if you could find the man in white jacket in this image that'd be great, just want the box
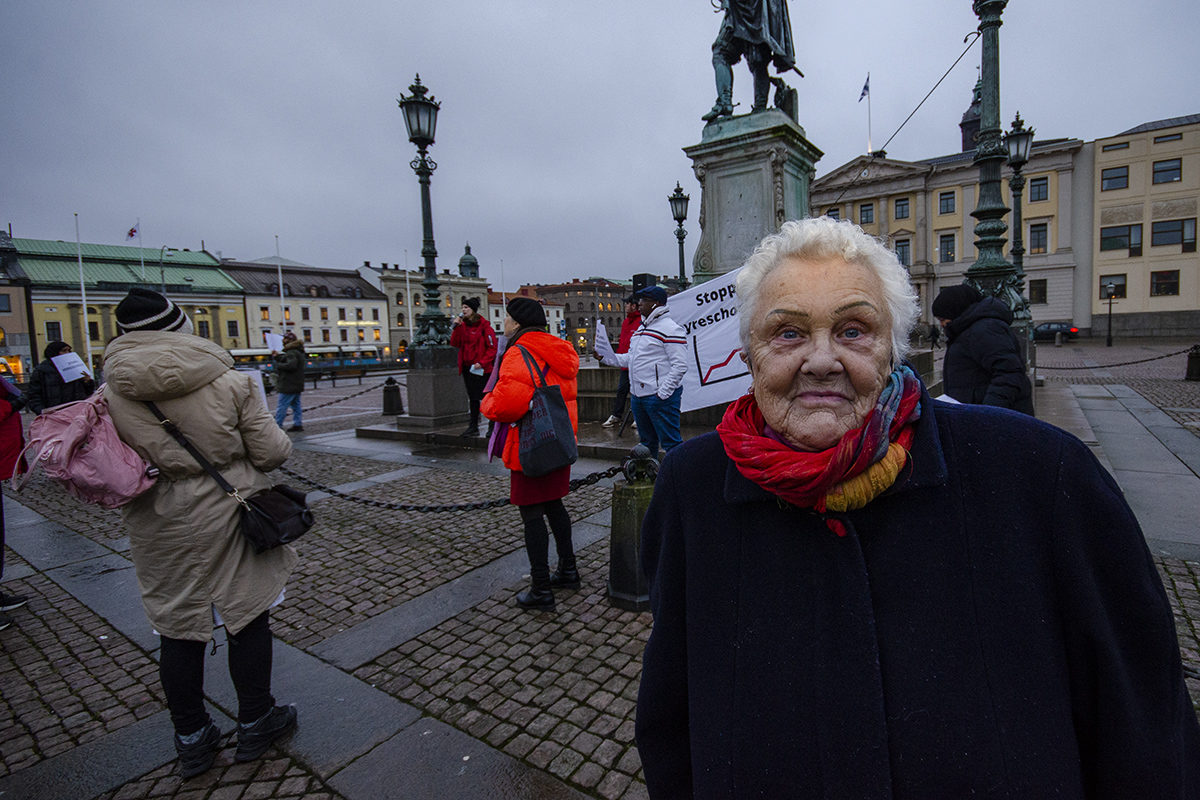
[596,286,688,455]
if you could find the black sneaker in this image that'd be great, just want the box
[236,704,297,762]
[175,721,223,779]
[459,426,480,438]
[0,592,28,611]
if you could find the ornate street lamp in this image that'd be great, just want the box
[1105,282,1117,347]
[398,74,450,352]
[1004,112,1034,271]
[668,183,690,289]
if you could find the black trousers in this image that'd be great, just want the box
[610,370,631,419]
[159,610,275,735]
[462,371,487,429]
[519,500,574,588]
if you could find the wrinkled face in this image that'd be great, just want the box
[503,313,519,338]
[745,256,894,451]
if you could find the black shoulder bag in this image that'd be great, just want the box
[514,346,578,477]
[145,402,314,553]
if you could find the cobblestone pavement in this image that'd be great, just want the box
[1,356,1198,799]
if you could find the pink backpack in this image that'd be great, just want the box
[12,388,157,509]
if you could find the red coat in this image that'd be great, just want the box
[449,316,498,375]
[618,309,641,357]
[0,398,27,479]
[479,331,579,474]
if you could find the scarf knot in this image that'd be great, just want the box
[717,365,922,535]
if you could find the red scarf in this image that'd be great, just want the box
[717,366,922,534]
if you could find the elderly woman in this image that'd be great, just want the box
[635,217,1199,798]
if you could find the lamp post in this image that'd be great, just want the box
[1004,112,1034,272]
[398,74,450,354]
[1105,282,1116,347]
[668,183,690,289]
[158,245,173,294]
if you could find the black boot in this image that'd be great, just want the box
[549,563,581,590]
[516,585,556,609]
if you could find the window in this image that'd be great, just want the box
[373,329,381,342]
[826,207,840,220]
[1099,275,1127,299]
[0,295,10,313]
[395,292,405,305]
[301,307,310,321]
[1101,142,1129,151]
[938,234,956,263]
[1029,223,1048,254]
[321,329,331,343]
[372,309,380,321]
[413,294,422,306]
[338,308,347,321]
[355,308,364,321]
[894,239,911,267]
[1154,133,1182,144]
[320,307,329,321]
[1150,270,1180,297]
[938,192,955,214]
[1028,279,1047,305]
[259,306,270,321]
[340,329,348,342]
[1100,224,1142,256]
[46,321,62,341]
[859,203,874,224]
[894,198,909,220]
[283,306,291,322]
[1029,177,1048,202]
[357,329,365,342]
[1101,166,1128,191]
[89,321,100,341]
[1152,158,1181,184]
[227,320,239,338]
[396,313,405,326]
[302,328,312,342]
[1151,218,1197,251]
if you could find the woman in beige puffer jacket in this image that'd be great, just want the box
[103,288,299,778]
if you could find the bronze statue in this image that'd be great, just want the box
[703,0,801,123]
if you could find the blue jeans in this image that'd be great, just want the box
[631,388,682,455]
[275,393,302,427]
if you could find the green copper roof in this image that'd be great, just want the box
[17,258,242,293]
[13,238,221,266]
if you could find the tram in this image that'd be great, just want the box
[229,345,384,370]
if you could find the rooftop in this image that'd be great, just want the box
[1116,113,1200,136]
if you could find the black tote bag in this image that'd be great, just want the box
[514,345,578,477]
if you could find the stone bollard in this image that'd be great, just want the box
[608,445,657,612]
[1187,345,1200,382]
[382,377,404,415]
[1054,331,1063,347]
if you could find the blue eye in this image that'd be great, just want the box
[843,328,861,339]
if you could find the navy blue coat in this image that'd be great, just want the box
[636,397,1199,798]
[942,297,1033,414]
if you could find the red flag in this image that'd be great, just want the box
[126,225,138,240]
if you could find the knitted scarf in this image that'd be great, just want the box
[717,365,922,535]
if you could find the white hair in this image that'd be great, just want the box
[736,216,919,363]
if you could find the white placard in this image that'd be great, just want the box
[666,269,750,412]
[238,368,269,409]
[264,332,284,352]
[51,351,93,382]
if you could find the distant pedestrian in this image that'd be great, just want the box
[272,331,306,431]
[0,379,29,631]
[26,341,95,414]
[450,297,498,437]
[104,288,298,780]
[481,298,580,610]
[602,296,642,427]
[933,284,1033,415]
[928,321,941,349]
[596,286,687,455]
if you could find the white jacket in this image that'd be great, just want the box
[602,305,688,399]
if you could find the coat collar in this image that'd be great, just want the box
[722,381,949,506]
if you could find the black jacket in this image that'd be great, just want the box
[942,297,1033,414]
[636,396,1200,798]
[26,360,94,414]
[272,340,306,395]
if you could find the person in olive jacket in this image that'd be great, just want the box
[933,283,1033,415]
[271,332,306,431]
[26,341,95,414]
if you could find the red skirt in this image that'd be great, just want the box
[510,465,570,506]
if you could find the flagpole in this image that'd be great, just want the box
[74,213,94,372]
[275,235,286,333]
[867,73,873,154]
[137,218,145,280]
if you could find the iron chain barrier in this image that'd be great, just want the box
[278,463,624,513]
[1036,347,1192,371]
[302,380,392,412]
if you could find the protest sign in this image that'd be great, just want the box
[51,352,93,382]
[264,332,284,352]
[666,269,750,413]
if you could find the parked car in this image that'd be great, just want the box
[1033,322,1079,342]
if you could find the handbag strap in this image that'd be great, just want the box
[144,401,249,507]
[515,345,550,388]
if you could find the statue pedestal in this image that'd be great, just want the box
[684,109,822,283]
[403,344,469,428]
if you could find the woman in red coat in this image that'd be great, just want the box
[0,380,29,630]
[480,298,580,610]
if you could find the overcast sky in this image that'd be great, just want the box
[2,1,1195,291]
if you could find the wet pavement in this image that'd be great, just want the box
[0,338,1197,799]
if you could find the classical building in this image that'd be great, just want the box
[1091,114,1200,337]
[0,232,37,377]
[218,258,388,353]
[486,287,565,341]
[531,278,627,353]
[361,245,490,357]
[811,81,1092,332]
[5,236,245,373]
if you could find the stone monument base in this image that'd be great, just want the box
[403,345,469,428]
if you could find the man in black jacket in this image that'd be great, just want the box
[271,332,306,432]
[933,284,1033,415]
[27,341,95,414]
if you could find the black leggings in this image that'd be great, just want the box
[519,499,574,586]
[159,610,275,735]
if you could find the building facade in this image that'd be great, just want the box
[487,287,565,341]
[531,279,627,353]
[219,258,388,354]
[0,232,36,377]
[1091,115,1200,336]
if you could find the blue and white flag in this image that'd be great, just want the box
[859,74,870,102]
